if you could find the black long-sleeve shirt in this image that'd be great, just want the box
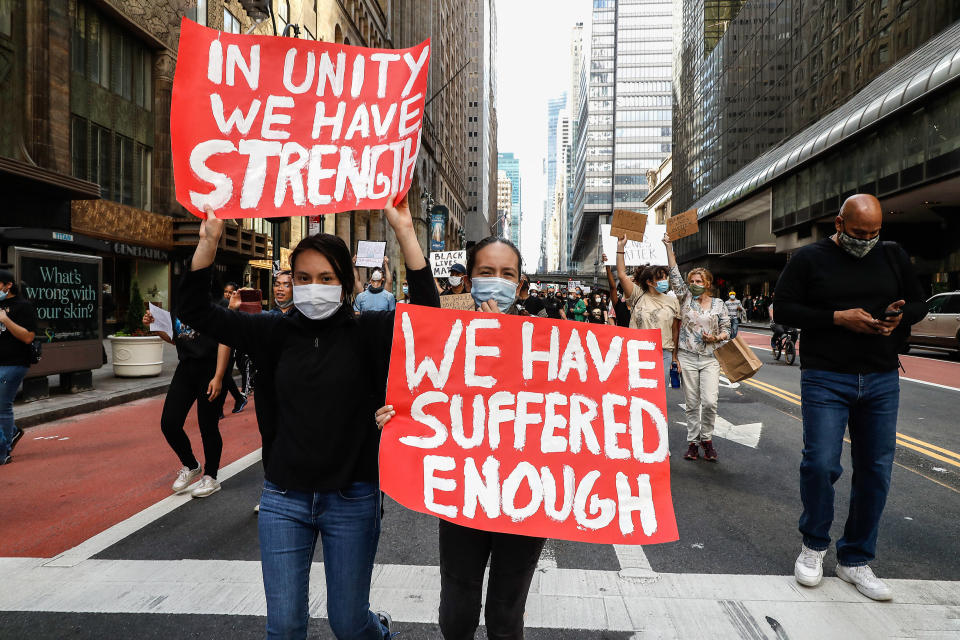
[773,238,926,373]
[177,262,441,492]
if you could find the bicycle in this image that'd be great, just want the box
[770,324,799,365]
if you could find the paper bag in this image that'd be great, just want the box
[610,209,648,243]
[713,336,763,382]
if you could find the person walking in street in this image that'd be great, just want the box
[178,196,436,640]
[541,285,566,320]
[354,267,396,313]
[612,246,680,388]
[376,234,546,640]
[441,263,468,296]
[141,307,231,499]
[663,234,730,462]
[585,290,608,324]
[774,194,926,601]
[268,270,294,316]
[516,275,544,317]
[0,269,36,466]
[725,291,746,339]
[568,288,587,322]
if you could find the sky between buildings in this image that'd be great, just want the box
[497,0,590,271]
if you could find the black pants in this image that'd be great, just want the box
[160,359,226,478]
[222,355,244,406]
[438,520,546,640]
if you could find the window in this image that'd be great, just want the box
[71,116,88,180]
[194,0,207,26]
[0,0,11,37]
[223,8,241,34]
[91,124,111,197]
[72,4,86,74]
[927,295,950,313]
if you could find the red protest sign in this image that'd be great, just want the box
[171,18,430,219]
[380,305,678,545]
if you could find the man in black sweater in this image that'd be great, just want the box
[774,193,926,602]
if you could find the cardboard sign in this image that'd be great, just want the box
[356,240,386,268]
[601,223,668,267]
[439,293,475,311]
[380,305,678,545]
[171,19,430,219]
[567,281,581,291]
[430,250,466,278]
[666,209,699,241]
[610,209,648,243]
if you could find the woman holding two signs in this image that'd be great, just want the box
[177,196,439,640]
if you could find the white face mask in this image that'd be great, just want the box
[448,275,463,287]
[293,283,342,320]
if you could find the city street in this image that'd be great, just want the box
[1,329,958,639]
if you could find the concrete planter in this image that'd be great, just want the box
[108,335,164,377]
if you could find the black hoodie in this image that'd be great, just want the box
[177,263,440,492]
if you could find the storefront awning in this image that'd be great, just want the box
[690,21,960,222]
[0,157,101,200]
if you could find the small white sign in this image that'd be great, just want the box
[148,303,173,338]
[602,223,668,267]
[356,240,386,268]
[429,250,467,278]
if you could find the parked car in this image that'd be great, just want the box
[907,291,960,356]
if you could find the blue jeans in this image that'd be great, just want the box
[0,365,29,457]
[258,480,388,640]
[799,369,899,566]
[730,317,739,338]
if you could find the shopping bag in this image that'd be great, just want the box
[713,336,763,382]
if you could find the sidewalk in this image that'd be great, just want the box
[14,340,180,429]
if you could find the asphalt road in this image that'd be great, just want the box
[2,330,959,638]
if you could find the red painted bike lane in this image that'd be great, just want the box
[0,395,262,558]
[738,330,960,390]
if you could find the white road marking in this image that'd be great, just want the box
[3,557,959,637]
[677,404,763,448]
[44,449,263,568]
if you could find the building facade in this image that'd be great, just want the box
[673,0,960,297]
[570,0,674,269]
[464,0,498,243]
[497,152,522,247]
[496,169,512,238]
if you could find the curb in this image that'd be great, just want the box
[18,382,172,430]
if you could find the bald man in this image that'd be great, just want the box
[774,194,926,601]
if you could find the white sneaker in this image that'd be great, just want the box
[190,475,221,498]
[794,544,826,587]
[836,563,893,601]
[172,465,202,493]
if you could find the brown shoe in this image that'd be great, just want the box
[684,442,699,460]
[701,440,718,462]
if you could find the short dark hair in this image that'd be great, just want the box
[634,265,669,293]
[466,236,522,280]
[290,233,355,302]
[0,269,18,295]
[224,281,239,290]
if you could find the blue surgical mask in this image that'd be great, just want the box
[470,277,518,313]
[655,280,669,294]
[0,290,7,301]
[402,285,409,295]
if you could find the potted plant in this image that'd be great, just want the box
[107,281,164,377]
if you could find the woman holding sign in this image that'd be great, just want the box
[177,196,439,640]
[377,235,546,640]
[663,233,731,462]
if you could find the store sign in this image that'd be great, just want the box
[15,248,101,343]
[112,242,170,262]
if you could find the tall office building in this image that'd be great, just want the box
[464,0,499,242]
[496,170,513,238]
[497,152,522,247]
[542,93,567,271]
[565,23,584,272]
[570,0,674,267]
[672,1,960,295]
[546,111,572,272]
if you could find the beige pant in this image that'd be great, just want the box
[678,349,721,443]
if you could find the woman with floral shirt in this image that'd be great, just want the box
[664,233,731,462]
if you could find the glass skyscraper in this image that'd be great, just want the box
[497,152,522,248]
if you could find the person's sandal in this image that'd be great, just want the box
[684,442,699,460]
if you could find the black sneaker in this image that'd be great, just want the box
[9,428,23,453]
[375,611,392,636]
[232,396,248,414]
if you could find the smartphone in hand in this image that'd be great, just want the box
[238,289,262,314]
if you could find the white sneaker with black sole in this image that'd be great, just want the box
[172,465,202,493]
[794,544,826,587]
[191,475,221,498]
[836,563,893,601]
